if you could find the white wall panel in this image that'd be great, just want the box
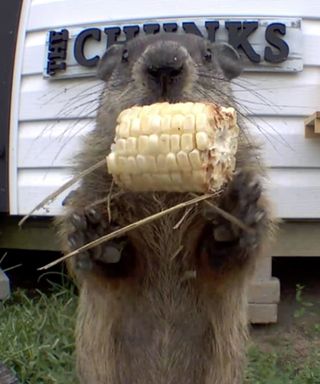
[18,68,320,121]
[28,0,320,31]
[10,0,320,218]
[232,68,320,117]
[17,168,74,215]
[250,117,320,168]
[16,117,320,169]
[16,167,320,218]
[19,76,102,121]
[268,169,320,218]
[18,120,94,167]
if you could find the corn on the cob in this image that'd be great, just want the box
[106,102,239,193]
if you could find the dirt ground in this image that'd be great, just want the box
[250,257,320,366]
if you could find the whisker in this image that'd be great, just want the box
[196,71,293,150]
[197,71,280,113]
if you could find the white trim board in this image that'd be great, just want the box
[28,0,320,31]
[9,0,32,214]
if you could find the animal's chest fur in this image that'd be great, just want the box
[76,194,247,384]
[117,209,211,365]
[79,207,215,383]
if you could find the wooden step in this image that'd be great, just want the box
[249,277,280,304]
[249,303,278,324]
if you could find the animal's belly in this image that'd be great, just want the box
[111,287,212,384]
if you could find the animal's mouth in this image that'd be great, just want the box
[144,84,188,104]
[159,74,169,98]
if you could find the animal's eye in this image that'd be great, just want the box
[204,48,212,62]
[122,49,129,62]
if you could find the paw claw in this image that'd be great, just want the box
[65,206,128,270]
[204,170,267,252]
[100,244,123,264]
[67,235,78,251]
[255,209,266,223]
[248,181,262,204]
[85,208,102,225]
[70,213,87,231]
[62,190,78,206]
[76,252,93,270]
[213,225,236,242]
[239,234,258,249]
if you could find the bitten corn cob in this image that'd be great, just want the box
[106,102,239,193]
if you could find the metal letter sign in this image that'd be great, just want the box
[46,29,69,76]
[44,17,303,79]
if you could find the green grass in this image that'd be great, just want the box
[0,284,77,384]
[245,346,320,384]
[1,285,319,384]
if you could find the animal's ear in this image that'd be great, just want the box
[97,44,123,81]
[214,43,243,80]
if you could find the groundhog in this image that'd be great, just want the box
[58,32,274,384]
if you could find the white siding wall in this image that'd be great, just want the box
[10,0,320,218]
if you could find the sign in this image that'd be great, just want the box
[44,17,303,79]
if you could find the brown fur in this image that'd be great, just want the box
[57,33,275,384]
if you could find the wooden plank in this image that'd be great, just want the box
[302,20,320,67]
[248,278,280,304]
[305,111,320,138]
[303,34,320,67]
[16,117,320,168]
[231,110,320,167]
[16,168,75,215]
[252,254,272,281]
[19,76,102,121]
[305,111,320,126]
[13,167,320,217]
[248,303,278,323]
[9,0,32,214]
[232,69,320,117]
[3,218,318,257]
[18,67,320,121]
[18,130,320,168]
[27,0,320,31]
[268,168,320,219]
[256,135,320,169]
[2,218,319,261]
[17,120,93,168]
[0,0,24,212]
[272,221,320,257]
[0,217,59,251]
[247,116,320,168]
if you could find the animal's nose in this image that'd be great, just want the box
[147,65,184,81]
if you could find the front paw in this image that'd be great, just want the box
[66,206,128,271]
[203,170,268,251]
[224,170,267,248]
